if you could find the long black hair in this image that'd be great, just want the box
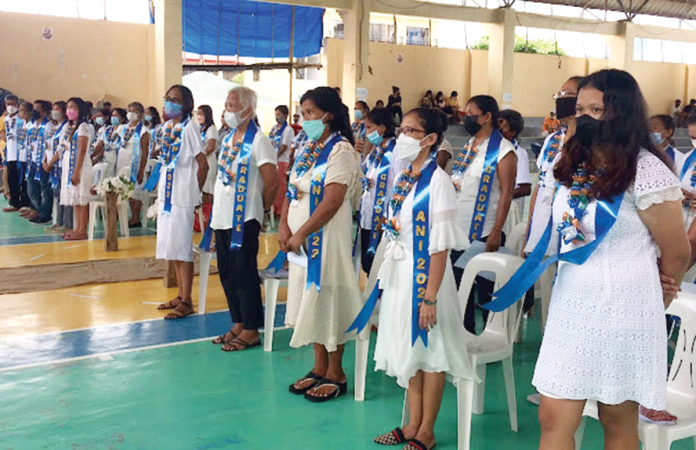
[404,107,447,151]
[66,97,88,139]
[198,104,214,133]
[166,84,194,118]
[651,114,675,146]
[300,87,355,146]
[365,107,396,139]
[555,69,672,198]
[467,95,500,129]
[146,106,162,127]
[112,108,127,124]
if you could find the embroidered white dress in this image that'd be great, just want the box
[532,150,682,408]
[285,141,364,352]
[374,167,475,388]
[60,123,94,206]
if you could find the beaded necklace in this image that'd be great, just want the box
[123,126,136,145]
[161,120,186,164]
[540,132,563,175]
[218,134,243,185]
[451,142,477,185]
[558,163,600,244]
[286,140,326,202]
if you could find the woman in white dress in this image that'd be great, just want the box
[371,108,474,450]
[198,104,218,216]
[532,70,690,449]
[280,87,363,402]
[155,85,208,320]
[116,102,150,227]
[498,109,531,236]
[59,97,94,241]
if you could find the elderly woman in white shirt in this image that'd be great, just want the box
[210,87,279,351]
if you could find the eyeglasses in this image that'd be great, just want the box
[163,97,182,104]
[553,90,577,100]
[398,126,425,136]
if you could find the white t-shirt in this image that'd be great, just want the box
[270,123,294,163]
[513,141,532,209]
[360,138,396,229]
[452,134,517,241]
[211,131,277,229]
[116,123,150,177]
[19,120,33,163]
[45,122,68,166]
[157,119,204,208]
[525,130,565,253]
[202,125,218,146]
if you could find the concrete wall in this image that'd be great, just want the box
[0,12,156,107]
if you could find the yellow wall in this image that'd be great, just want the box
[632,61,686,116]
[0,12,156,107]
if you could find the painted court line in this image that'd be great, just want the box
[63,244,83,249]
[69,293,103,300]
[28,253,45,262]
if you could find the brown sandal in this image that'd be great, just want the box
[212,330,238,345]
[158,297,181,310]
[221,337,261,352]
[164,302,195,320]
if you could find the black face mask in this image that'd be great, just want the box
[464,115,483,136]
[556,97,577,120]
[575,115,601,147]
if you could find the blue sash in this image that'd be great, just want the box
[16,119,26,163]
[306,134,343,291]
[469,129,503,242]
[484,191,624,312]
[50,121,67,189]
[34,119,49,180]
[143,160,162,192]
[126,123,144,183]
[680,150,696,181]
[666,146,675,164]
[272,122,287,150]
[67,129,79,182]
[230,121,258,249]
[162,118,189,215]
[367,140,395,256]
[264,250,288,274]
[198,209,215,251]
[347,158,438,348]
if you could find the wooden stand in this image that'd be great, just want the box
[104,192,119,252]
[164,260,178,287]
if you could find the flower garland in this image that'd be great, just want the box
[161,120,185,163]
[451,143,476,190]
[122,126,136,145]
[558,163,599,244]
[382,166,422,240]
[218,136,243,185]
[287,140,325,201]
[541,132,563,172]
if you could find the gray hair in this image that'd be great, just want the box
[228,86,257,114]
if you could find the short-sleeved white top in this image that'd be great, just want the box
[212,130,276,229]
[157,119,204,208]
[270,123,294,163]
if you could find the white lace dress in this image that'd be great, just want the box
[374,167,476,388]
[60,123,94,206]
[285,141,365,352]
[532,150,683,409]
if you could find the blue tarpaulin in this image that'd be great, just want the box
[182,0,324,58]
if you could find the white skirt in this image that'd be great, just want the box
[60,156,94,207]
[156,203,195,262]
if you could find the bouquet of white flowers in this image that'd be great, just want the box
[146,202,159,221]
[96,176,135,201]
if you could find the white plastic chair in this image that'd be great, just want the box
[574,289,696,450]
[88,162,129,241]
[458,252,526,433]
[193,246,216,314]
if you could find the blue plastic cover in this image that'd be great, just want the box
[183,0,324,58]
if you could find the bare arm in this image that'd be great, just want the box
[278,143,289,158]
[688,215,696,268]
[258,163,279,211]
[195,152,208,191]
[486,151,517,252]
[204,138,216,156]
[287,183,347,253]
[137,133,150,183]
[513,183,532,199]
[639,199,691,307]
[91,140,105,164]
[419,250,447,331]
[278,196,291,252]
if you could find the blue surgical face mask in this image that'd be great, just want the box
[650,132,664,145]
[96,117,105,126]
[302,113,328,141]
[144,114,153,123]
[110,116,120,126]
[164,100,183,119]
[354,110,363,120]
[367,129,383,146]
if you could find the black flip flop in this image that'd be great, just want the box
[304,378,348,403]
[221,337,261,352]
[288,371,322,395]
[374,427,407,445]
[211,331,237,345]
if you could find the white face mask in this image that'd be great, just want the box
[6,105,18,115]
[126,112,139,123]
[224,110,247,129]
[396,133,428,162]
[51,110,62,121]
